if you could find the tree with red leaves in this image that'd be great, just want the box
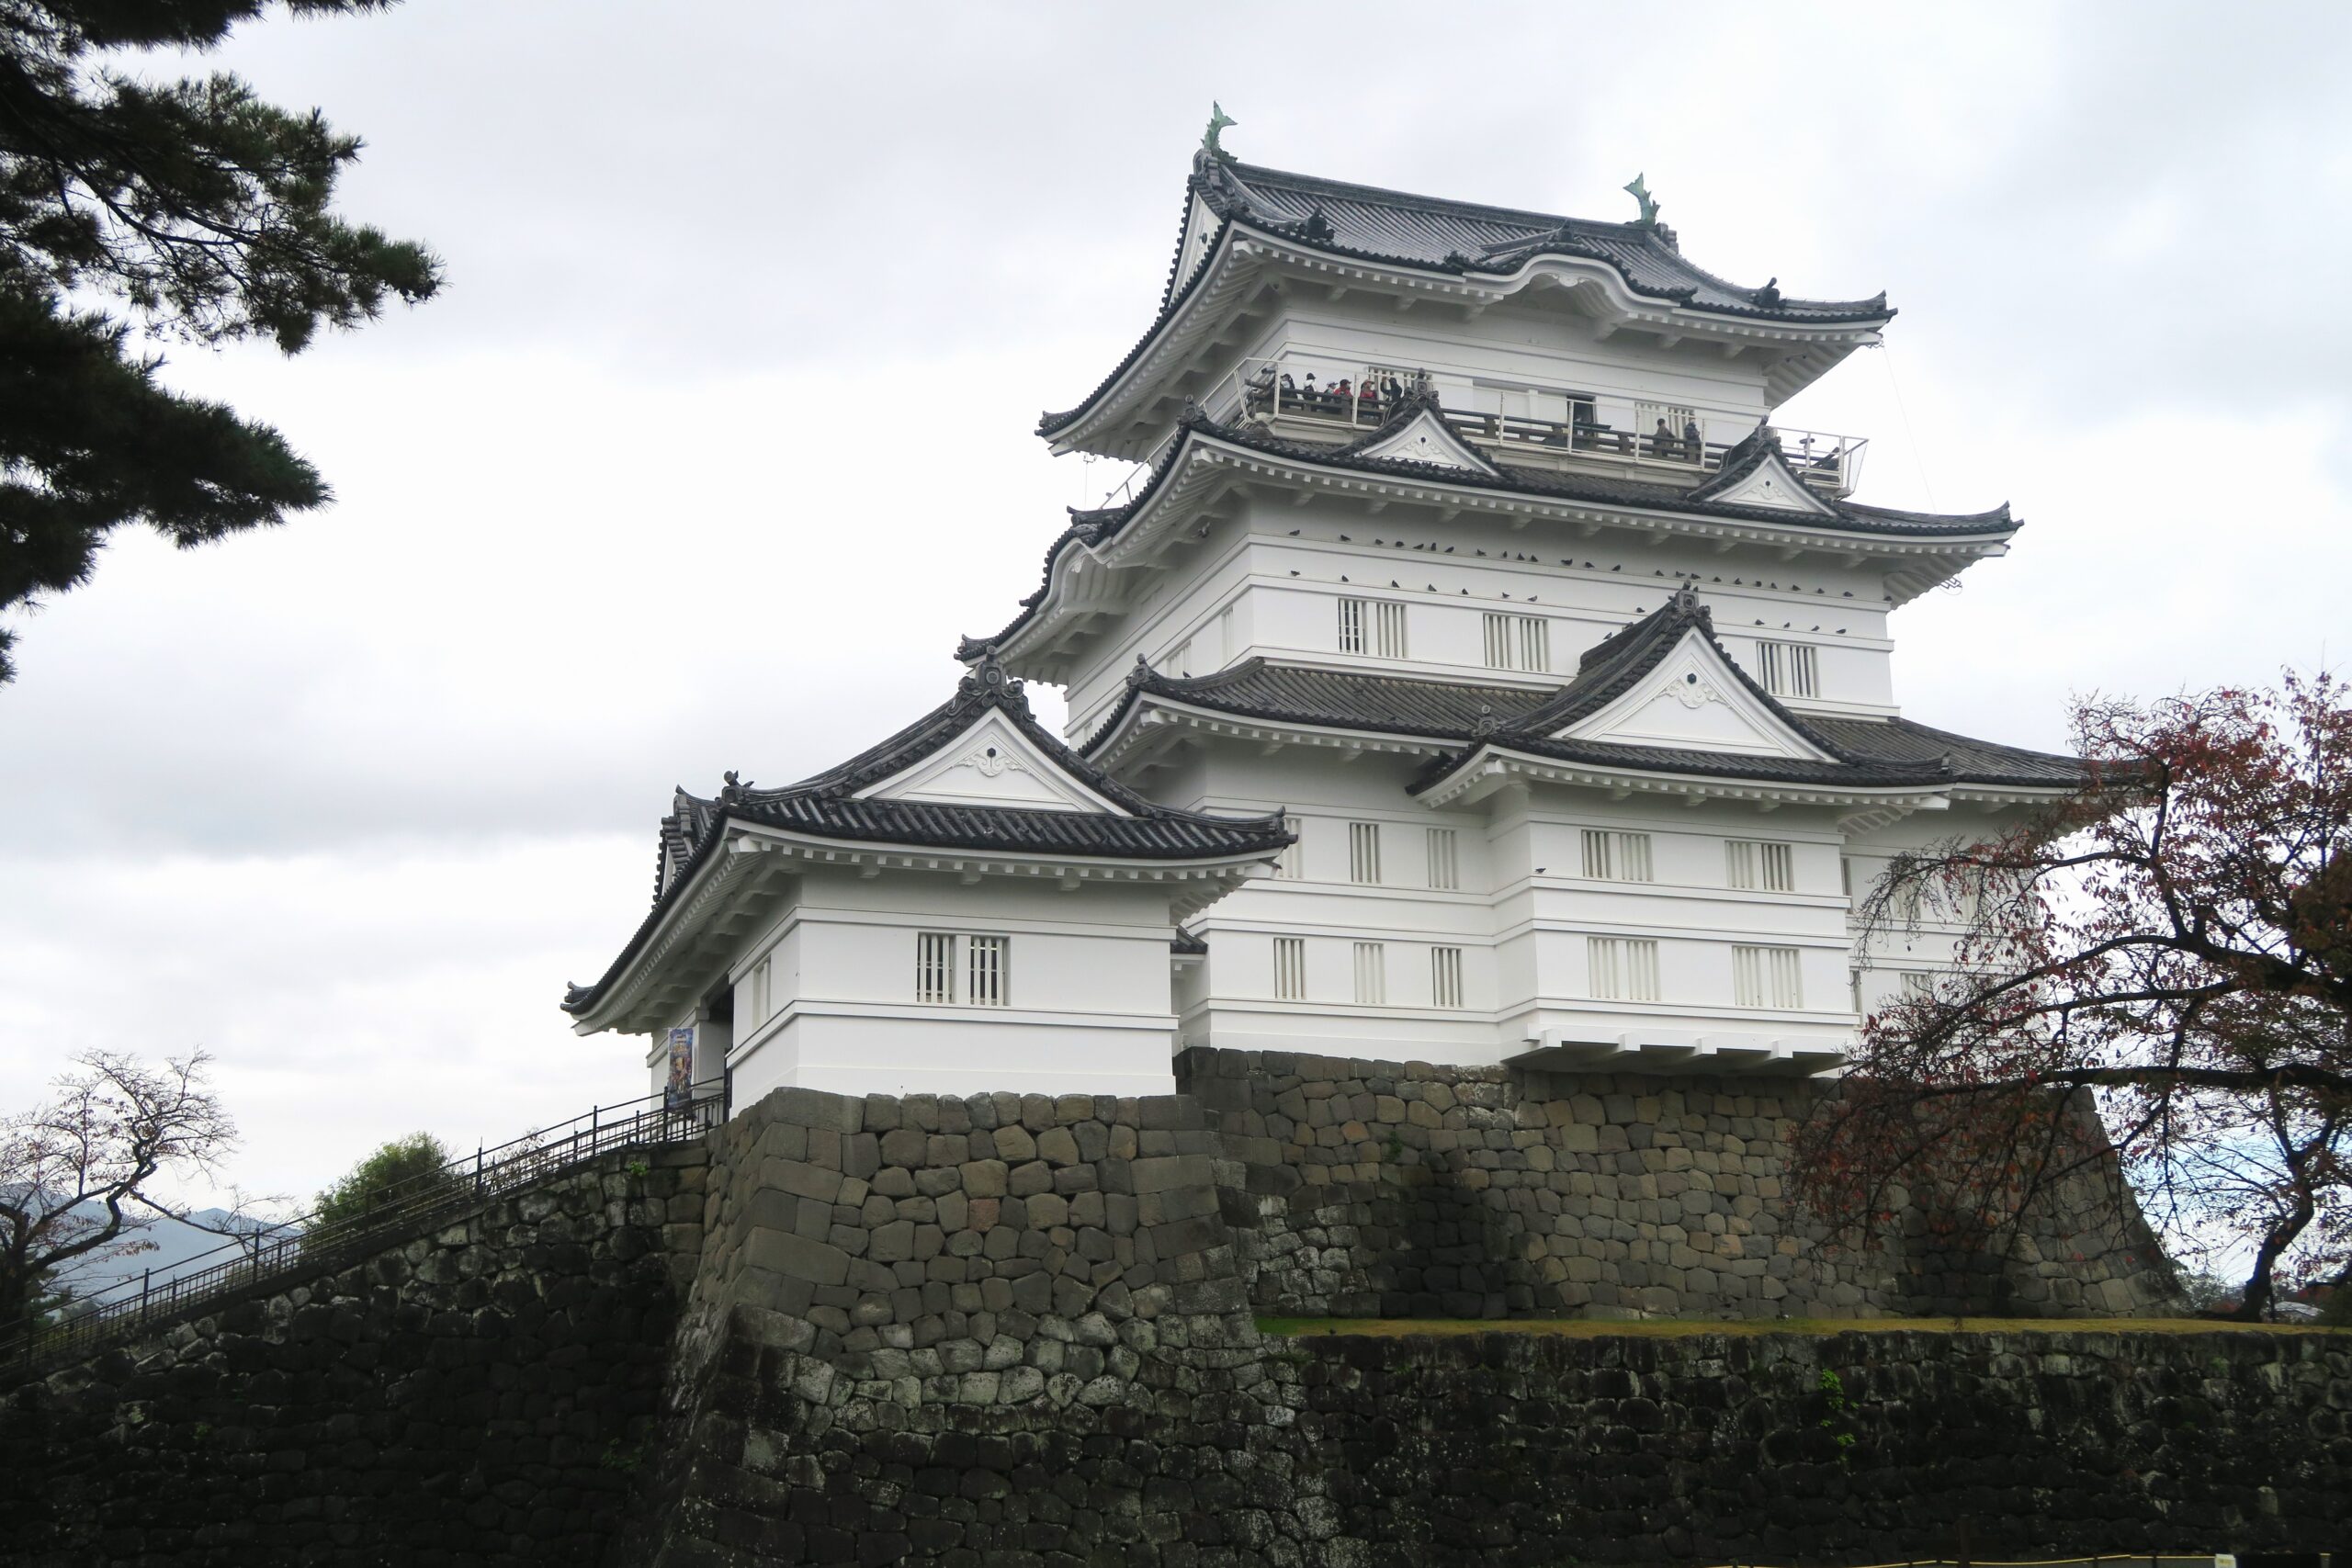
[1794,674,2349,1321]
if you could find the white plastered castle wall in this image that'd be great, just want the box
[707,867,1187,1104]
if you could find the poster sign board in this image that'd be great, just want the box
[665,1026,695,1110]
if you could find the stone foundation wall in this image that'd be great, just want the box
[0,1145,706,1567]
[1177,1048,2177,1322]
[7,1074,2331,1568]
[628,1085,1321,1567]
[1272,1325,2351,1565]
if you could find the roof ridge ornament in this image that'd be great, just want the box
[1623,173,1660,229]
[959,646,1030,714]
[1669,581,1712,626]
[1752,276,1782,308]
[718,770,752,804]
[1202,101,1237,164]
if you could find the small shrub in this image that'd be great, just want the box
[311,1133,459,1242]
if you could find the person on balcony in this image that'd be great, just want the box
[1683,417,1703,461]
[1383,374,1403,403]
[1651,417,1675,459]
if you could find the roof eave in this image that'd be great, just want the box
[568,823,1284,1035]
[1041,220,1894,457]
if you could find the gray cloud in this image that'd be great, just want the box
[5,0,2346,1204]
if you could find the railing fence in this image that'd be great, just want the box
[5,1077,729,1382]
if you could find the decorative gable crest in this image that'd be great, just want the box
[855,708,1128,815]
[1349,403,1499,477]
[1689,425,1838,516]
[1555,625,1832,761]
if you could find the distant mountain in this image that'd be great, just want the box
[45,1203,295,1305]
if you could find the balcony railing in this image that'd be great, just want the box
[1216,356,1866,495]
[3,1085,728,1382]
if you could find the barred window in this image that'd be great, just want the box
[965,935,1008,1008]
[1588,937,1660,1002]
[1339,597,1408,659]
[1580,829,1653,883]
[1726,840,1796,893]
[1272,835,1304,880]
[916,932,956,1004]
[1348,821,1383,885]
[1425,828,1460,891]
[1733,945,1804,1010]
[1273,937,1306,1000]
[1482,613,1550,672]
[1430,946,1464,1009]
[1352,942,1386,1006]
[917,933,1008,1007]
[1756,640,1819,699]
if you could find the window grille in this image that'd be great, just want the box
[1482,613,1550,672]
[1579,829,1653,883]
[1588,937,1660,1002]
[1272,835,1304,880]
[1725,840,1795,892]
[1430,946,1464,1009]
[1352,942,1386,1005]
[1166,636,1193,677]
[1339,597,1407,658]
[1348,821,1383,885]
[1733,945,1804,1010]
[749,955,773,1022]
[1756,639,1819,699]
[1216,604,1236,664]
[1897,969,1937,998]
[1273,937,1306,1000]
[965,935,1008,1008]
[1425,828,1460,891]
[916,933,956,1004]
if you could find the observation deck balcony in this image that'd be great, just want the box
[1211,357,1867,497]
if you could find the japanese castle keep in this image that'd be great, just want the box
[563,125,2081,1111]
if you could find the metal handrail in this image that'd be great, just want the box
[4,1082,728,1382]
[1219,353,1867,493]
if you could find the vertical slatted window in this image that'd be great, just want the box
[1340,597,1407,658]
[1734,945,1804,1010]
[1273,937,1306,1000]
[1482,613,1551,672]
[749,956,772,1022]
[1352,942,1386,1005]
[1430,946,1464,1009]
[1348,821,1382,885]
[1272,835,1304,880]
[916,933,956,1004]
[1166,637,1193,677]
[1588,937,1660,1002]
[1756,640,1819,698]
[1725,840,1796,892]
[965,935,1008,1008]
[1216,604,1236,665]
[1337,597,1367,654]
[1580,829,1653,882]
[1897,970,1937,998]
[1425,828,1460,891]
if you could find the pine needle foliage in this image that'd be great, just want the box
[0,0,441,681]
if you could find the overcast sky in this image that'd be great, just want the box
[3,2,2347,1212]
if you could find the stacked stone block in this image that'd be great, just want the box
[636,1085,1320,1567]
[0,1144,706,1566]
[1179,1048,2177,1321]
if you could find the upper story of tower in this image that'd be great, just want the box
[1037,136,1895,487]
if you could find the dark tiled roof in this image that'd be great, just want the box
[1079,637,2081,798]
[1408,584,2080,795]
[1084,658,1550,753]
[1170,927,1208,956]
[1201,159,1891,322]
[1503,580,1844,751]
[960,407,2013,663]
[564,657,1290,1016]
[1039,154,1892,439]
